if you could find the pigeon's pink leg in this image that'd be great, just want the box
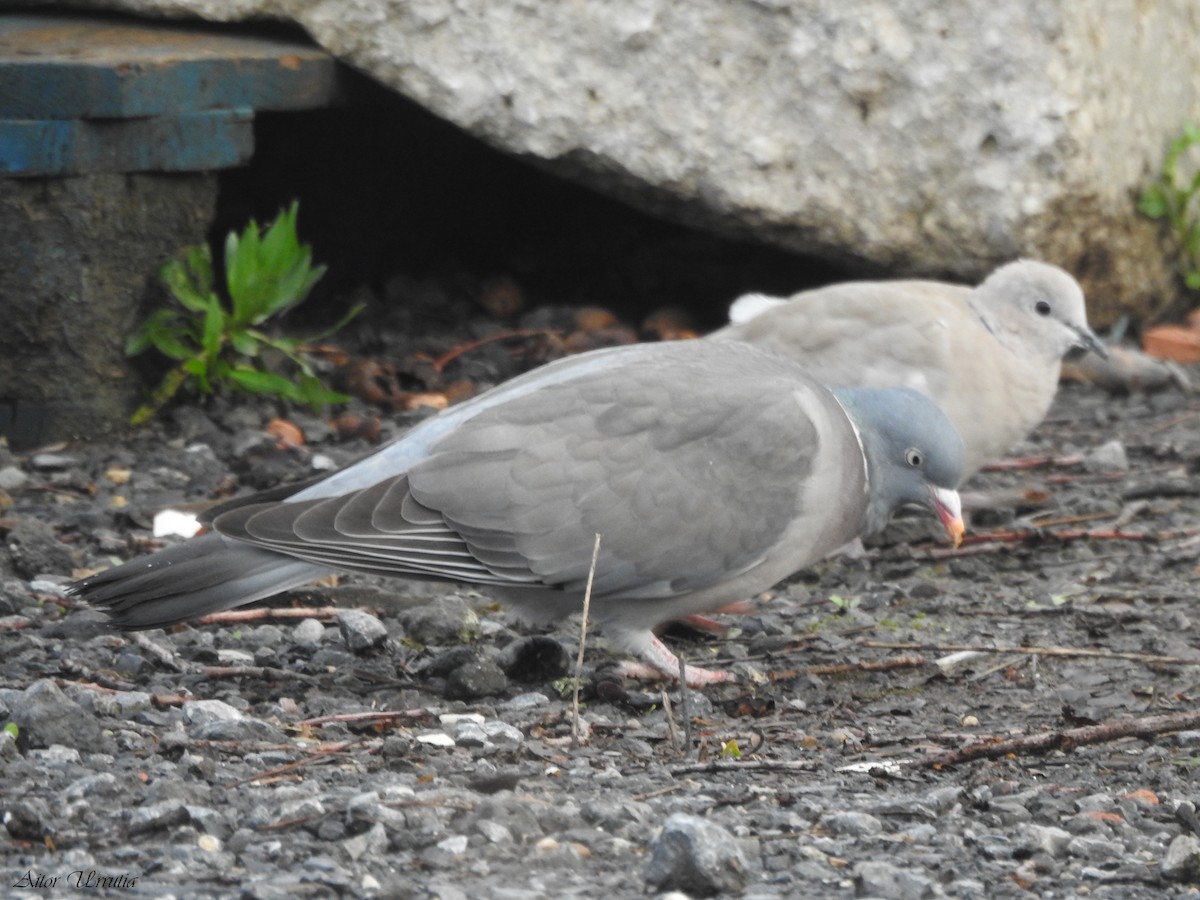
[616,635,735,687]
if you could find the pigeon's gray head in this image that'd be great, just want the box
[835,386,966,544]
[973,260,1106,362]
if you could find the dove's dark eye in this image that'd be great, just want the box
[905,448,923,468]
[1035,300,1052,316]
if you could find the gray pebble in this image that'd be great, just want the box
[182,699,244,726]
[1017,823,1072,858]
[643,812,748,896]
[7,679,107,751]
[1161,833,1200,882]
[293,617,326,646]
[445,658,508,700]
[819,810,883,836]
[399,596,481,646]
[336,608,388,651]
[854,859,939,899]
[1083,439,1129,472]
[0,466,28,490]
[343,821,388,861]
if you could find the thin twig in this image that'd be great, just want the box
[678,651,694,759]
[225,738,376,787]
[863,640,1200,667]
[770,654,929,680]
[660,688,679,750]
[982,454,1084,471]
[295,709,432,728]
[915,709,1200,768]
[132,632,191,672]
[197,606,343,626]
[430,329,560,373]
[571,533,602,749]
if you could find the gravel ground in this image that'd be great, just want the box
[2,343,1199,899]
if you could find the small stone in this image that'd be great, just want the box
[399,596,481,645]
[854,860,937,900]
[127,800,189,835]
[30,453,79,471]
[416,732,456,748]
[1018,823,1072,859]
[476,820,513,844]
[193,717,286,743]
[0,466,28,491]
[502,692,551,710]
[1066,835,1125,860]
[3,798,52,840]
[336,608,388,651]
[444,657,508,700]
[1083,439,1129,472]
[293,618,326,646]
[453,723,490,747]
[7,678,106,751]
[819,811,883,836]
[643,812,748,896]
[437,834,469,854]
[482,721,523,746]
[1161,834,1200,882]
[343,822,388,861]
[29,744,81,766]
[182,699,244,726]
[198,834,222,852]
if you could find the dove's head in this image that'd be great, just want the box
[835,386,966,546]
[973,260,1106,362]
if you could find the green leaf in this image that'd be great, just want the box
[201,297,226,361]
[229,329,261,356]
[226,367,299,397]
[3,722,18,740]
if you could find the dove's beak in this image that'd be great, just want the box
[929,485,965,548]
[1072,325,1108,360]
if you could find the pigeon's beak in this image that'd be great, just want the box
[929,485,965,548]
[1071,325,1108,360]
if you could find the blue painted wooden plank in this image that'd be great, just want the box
[0,109,254,176]
[0,13,343,119]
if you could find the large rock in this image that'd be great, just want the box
[24,2,1200,319]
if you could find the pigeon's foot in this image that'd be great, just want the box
[616,635,735,687]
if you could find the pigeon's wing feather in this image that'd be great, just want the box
[714,281,969,396]
[211,345,828,601]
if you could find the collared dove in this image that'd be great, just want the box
[710,260,1105,481]
[70,340,966,685]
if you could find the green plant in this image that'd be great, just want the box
[127,202,359,425]
[1139,123,1200,293]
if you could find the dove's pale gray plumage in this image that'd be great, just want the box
[711,260,1105,481]
[71,340,966,684]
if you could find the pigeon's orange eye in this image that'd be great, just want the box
[1035,300,1052,316]
[905,448,923,468]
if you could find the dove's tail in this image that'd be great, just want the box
[67,532,330,630]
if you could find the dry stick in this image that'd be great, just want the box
[225,739,376,788]
[773,654,929,679]
[197,606,343,626]
[571,533,603,749]
[915,709,1200,768]
[296,709,432,729]
[981,453,1085,471]
[862,640,1200,667]
[430,329,560,373]
[678,652,694,759]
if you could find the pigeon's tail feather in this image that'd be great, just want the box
[68,532,330,630]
